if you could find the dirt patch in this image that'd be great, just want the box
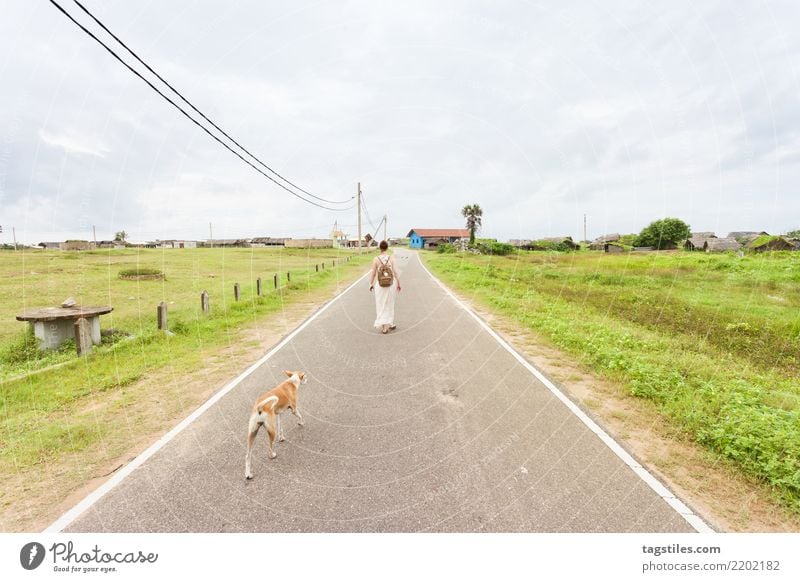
[0,272,364,532]
[446,289,800,532]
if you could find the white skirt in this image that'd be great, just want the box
[373,283,396,329]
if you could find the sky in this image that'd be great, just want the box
[1,0,799,245]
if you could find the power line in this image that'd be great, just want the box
[69,0,350,206]
[360,191,377,231]
[48,0,353,212]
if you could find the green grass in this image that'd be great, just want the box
[0,247,370,472]
[423,249,800,512]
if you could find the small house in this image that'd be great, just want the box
[406,229,470,249]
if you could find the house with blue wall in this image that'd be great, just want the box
[406,229,470,249]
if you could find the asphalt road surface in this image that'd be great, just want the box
[57,249,706,532]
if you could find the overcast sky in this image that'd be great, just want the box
[1,0,799,244]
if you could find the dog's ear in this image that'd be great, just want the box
[283,370,293,378]
[299,372,307,383]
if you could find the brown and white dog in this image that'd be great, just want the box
[245,370,307,480]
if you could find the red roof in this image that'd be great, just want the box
[407,228,470,238]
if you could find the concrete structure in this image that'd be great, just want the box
[16,305,113,350]
[406,229,470,249]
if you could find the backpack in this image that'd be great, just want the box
[377,256,394,287]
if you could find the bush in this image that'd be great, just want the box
[118,267,164,280]
[634,217,691,249]
[475,241,515,255]
[437,243,456,254]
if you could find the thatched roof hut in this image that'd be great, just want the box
[748,235,794,252]
[685,234,715,251]
[705,238,741,252]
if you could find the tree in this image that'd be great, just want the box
[114,231,128,242]
[634,218,691,249]
[461,204,483,245]
[786,229,800,238]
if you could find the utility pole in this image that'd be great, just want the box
[583,214,587,243]
[92,225,97,246]
[12,227,17,251]
[209,222,213,248]
[383,215,387,242]
[357,182,362,253]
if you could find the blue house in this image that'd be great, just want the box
[406,229,470,249]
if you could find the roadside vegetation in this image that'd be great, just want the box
[423,249,800,513]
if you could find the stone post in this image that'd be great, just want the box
[234,283,240,302]
[157,301,168,330]
[74,317,92,356]
[201,290,209,314]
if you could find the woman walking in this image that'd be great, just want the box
[369,240,402,334]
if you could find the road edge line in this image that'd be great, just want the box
[416,253,714,533]
[44,269,369,533]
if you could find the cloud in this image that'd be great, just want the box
[38,130,109,158]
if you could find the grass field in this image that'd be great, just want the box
[422,249,800,513]
[0,247,371,515]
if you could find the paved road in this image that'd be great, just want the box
[59,249,703,532]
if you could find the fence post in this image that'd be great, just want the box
[322,262,325,270]
[201,290,209,314]
[74,317,92,356]
[287,271,291,282]
[315,264,318,272]
[157,301,168,330]
[256,277,262,296]
[274,274,278,289]
[234,283,240,302]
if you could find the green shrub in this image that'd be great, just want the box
[476,241,515,255]
[437,243,456,254]
[118,267,164,279]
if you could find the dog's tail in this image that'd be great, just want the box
[256,395,279,415]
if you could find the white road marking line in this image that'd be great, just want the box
[415,252,714,533]
[45,271,369,533]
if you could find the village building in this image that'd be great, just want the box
[284,238,333,248]
[727,231,768,245]
[748,235,794,252]
[250,237,288,247]
[704,238,741,252]
[590,233,620,250]
[204,239,252,247]
[406,229,470,249]
[684,232,717,251]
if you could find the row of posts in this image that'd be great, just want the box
[156,256,350,331]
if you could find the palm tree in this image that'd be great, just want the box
[461,204,483,244]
